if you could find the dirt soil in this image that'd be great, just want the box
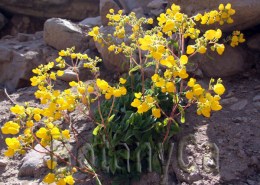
[0,68,259,185]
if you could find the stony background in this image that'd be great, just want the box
[0,0,259,185]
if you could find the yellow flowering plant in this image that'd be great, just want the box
[1,3,245,185]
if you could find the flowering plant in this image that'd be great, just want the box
[1,3,245,185]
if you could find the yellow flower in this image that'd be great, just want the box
[43,173,55,184]
[166,82,176,93]
[109,9,114,13]
[131,98,141,107]
[51,127,61,139]
[204,30,216,40]
[218,4,224,11]
[65,175,75,185]
[225,3,231,10]
[62,130,70,139]
[197,46,207,54]
[1,121,20,135]
[57,178,66,185]
[87,86,94,93]
[178,69,188,79]
[5,138,20,150]
[36,127,48,139]
[119,78,126,84]
[69,81,78,87]
[186,45,195,54]
[147,18,153,24]
[57,70,64,76]
[186,91,193,100]
[152,108,161,118]
[216,44,225,55]
[137,102,150,114]
[187,78,196,87]
[134,92,142,98]
[96,79,109,91]
[10,105,25,115]
[46,159,57,170]
[4,148,15,157]
[34,114,41,121]
[180,55,188,65]
[213,84,225,95]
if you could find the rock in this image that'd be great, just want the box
[147,0,167,9]
[18,144,47,177]
[6,15,44,36]
[0,159,7,167]
[57,69,78,82]
[167,0,260,32]
[147,0,167,16]
[94,26,132,72]
[118,0,155,14]
[132,7,146,18]
[100,0,120,26]
[79,16,102,27]
[230,99,248,111]
[253,94,260,102]
[0,0,99,21]
[44,18,89,51]
[197,46,246,77]
[0,12,7,30]
[253,94,260,109]
[247,34,260,51]
[0,32,56,92]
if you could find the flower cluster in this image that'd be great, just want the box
[230,30,245,47]
[186,78,225,117]
[194,3,236,25]
[96,78,127,100]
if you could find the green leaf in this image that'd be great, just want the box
[145,61,155,67]
[129,65,141,75]
[178,106,185,123]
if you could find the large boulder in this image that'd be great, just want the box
[0,0,99,21]
[196,45,246,77]
[247,33,260,51]
[118,0,155,13]
[94,26,131,73]
[100,0,120,26]
[167,0,260,32]
[0,32,56,92]
[44,18,89,51]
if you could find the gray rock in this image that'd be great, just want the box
[118,0,155,14]
[253,94,260,109]
[0,31,56,92]
[197,46,246,77]
[147,0,167,9]
[0,159,8,167]
[248,34,260,51]
[167,0,260,32]
[79,16,102,27]
[18,144,47,177]
[0,0,99,21]
[221,97,238,105]
[57,69,78,82]
[230,99,248,111]
[44,18,88,51]
[100,0,120,26]
[94,26,133,73]
[253,94,260,102]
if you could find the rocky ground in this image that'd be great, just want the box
[0,66,259,185]
[0,0,260,184]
